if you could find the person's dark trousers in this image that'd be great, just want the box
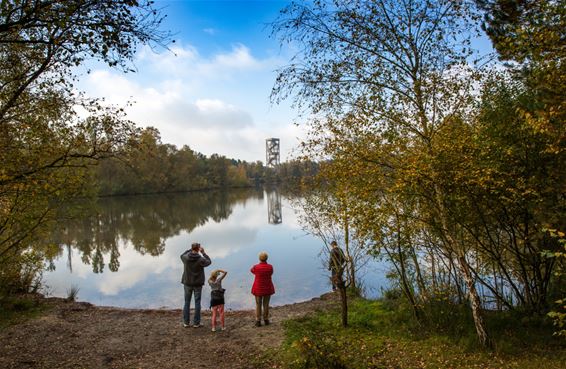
[183,285,202,325]
[255,295,271,322]
[331,270,344,290]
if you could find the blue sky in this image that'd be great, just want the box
[80,0,299,162]
[78,0,494,163]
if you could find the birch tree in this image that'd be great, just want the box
[272,0,494,346]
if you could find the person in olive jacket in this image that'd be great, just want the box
[181,242,211,327]
[328,240,347,291]
[251,251,275,327]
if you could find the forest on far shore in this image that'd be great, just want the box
[96,127,318,196]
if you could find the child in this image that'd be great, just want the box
[208,269,227,331]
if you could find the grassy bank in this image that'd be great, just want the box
[0,294,49,331]
[264,296,566,369]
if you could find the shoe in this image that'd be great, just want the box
[192,323,201,328]
[183,323,190,328]
[264,319,270,326]
[255,321,261,327]
[211,327,216,332]
[221,327,226,331]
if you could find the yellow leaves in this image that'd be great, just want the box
[544,228,566,240]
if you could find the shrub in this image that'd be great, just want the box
[66,285,80,302]
[0,251,43,299]
[292,334,347,369]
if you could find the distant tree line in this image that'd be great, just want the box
[95,126,318,196]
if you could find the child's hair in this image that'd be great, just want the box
[209,269,221,282]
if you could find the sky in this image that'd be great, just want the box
[79,0,300,163]
[77,0,494,164]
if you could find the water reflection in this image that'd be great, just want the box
[49,189,261,274]
[43,188,387,309]
[267,190,282,224]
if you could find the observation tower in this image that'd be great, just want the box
[265,138,280,167]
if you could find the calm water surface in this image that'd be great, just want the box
[43,188,387,309]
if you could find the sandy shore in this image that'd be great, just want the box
[0,293,338,369]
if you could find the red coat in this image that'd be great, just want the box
[251,262,275,296]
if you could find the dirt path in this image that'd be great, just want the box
[0,293,338,369]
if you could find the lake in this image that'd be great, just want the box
[43,188,388,310]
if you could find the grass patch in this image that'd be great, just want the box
[0,295,49,331]
[264,297,566,369]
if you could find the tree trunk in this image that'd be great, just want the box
[434,184,492,348]
[458,254,493,348]
[430,249,437,292]
[395,235,422,322]
[338,275,348,327]
[410,246,427,300]
[343,206,356,292]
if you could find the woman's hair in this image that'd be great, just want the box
[258,251,268,262]
[208,269,221,282]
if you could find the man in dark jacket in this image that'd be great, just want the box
[181,242,211,327]
[328,240,346,291]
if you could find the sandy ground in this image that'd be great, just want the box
[0,293,338,369]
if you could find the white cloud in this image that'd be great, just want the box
[203,28,216,35]
[195,98,228,111]
[79,42,302,162]
[212,44,260,69]
[136,43,269,80]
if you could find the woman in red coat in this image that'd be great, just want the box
[251,251,275,326]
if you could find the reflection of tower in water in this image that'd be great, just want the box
[265,138,282,224]
[267,190,282,224]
